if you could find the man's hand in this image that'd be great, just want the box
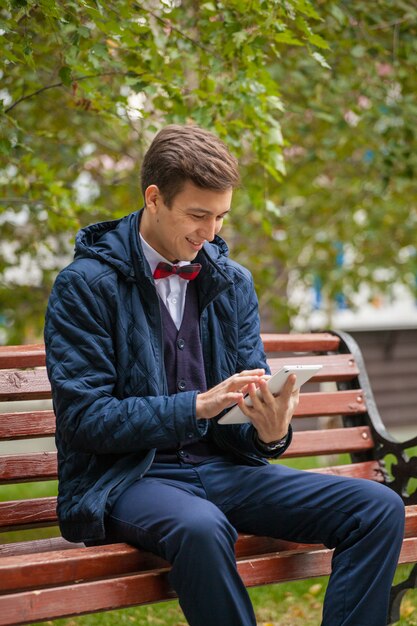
[195,369,266,419]
[238,374,299,443]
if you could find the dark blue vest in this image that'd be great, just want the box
[154,281,222,463]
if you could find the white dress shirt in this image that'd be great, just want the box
[140,234,190,330]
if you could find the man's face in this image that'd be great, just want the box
[141,181,232,262]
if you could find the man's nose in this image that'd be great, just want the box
[198,219,218,242]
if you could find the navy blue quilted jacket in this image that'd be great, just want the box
[44,209,280,543]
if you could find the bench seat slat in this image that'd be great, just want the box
[0,541,323,594]
[2,508,416,594]
[1,538,417,626]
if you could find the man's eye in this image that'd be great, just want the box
[191,214,205,219]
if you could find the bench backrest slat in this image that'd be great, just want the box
[0,497,57,531]
[0,345,46,370]
[0,411,55,439]
[261,333,341,352]
[0,391,365,444]
[269,354,359,379]
[0,427,374,485]
[0,353,359,403]
[0,452,57,484]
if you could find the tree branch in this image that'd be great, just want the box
[134,3,224,62]
[5,71,144,114]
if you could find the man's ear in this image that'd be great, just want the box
[144,185,160,213]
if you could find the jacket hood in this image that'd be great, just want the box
[73,209,230,281]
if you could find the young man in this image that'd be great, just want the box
[45,125,404,626]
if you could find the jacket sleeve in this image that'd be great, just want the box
[44,269,207,455]
[214,272,291,460]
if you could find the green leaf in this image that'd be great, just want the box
[311,51,331,69]
[58,66,72,86]
[307,32,330,50]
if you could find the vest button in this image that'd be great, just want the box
[177,338,185,350]
[178,379,186,391]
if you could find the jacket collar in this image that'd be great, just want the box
[75,208,234,306]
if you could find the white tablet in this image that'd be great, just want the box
[217,364,323,425]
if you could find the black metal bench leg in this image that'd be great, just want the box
[388,563,417,624]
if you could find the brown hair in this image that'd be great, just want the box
[141,124,240,206]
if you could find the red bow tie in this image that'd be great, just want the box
[153,262,202,281]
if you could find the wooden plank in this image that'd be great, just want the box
[0,539,326,596]
[0,337,340,371]
[282,427,374,458]
[295,390,366,417]
[0,391,366,445]
[0,354,358,403]
[308,460,385,482]
[398,536,417,565]
[0,536,81,557]
[2,505,416,592]
[0,497,57,531]
[2,537,417,626]
[0,462,383,533]
[0,345,45,370]
[0,429,374,484]
[0,411,55,440]
[0,391,367,443]
[0,452,57,484]
[404,505,417,538]
[0,368,51,402]
[261,333,340,353]
[269,354,359,381]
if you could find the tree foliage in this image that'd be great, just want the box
[0,0,416,341]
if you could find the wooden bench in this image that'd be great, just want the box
[1,331,417,625]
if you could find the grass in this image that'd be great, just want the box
[4,454,417,625]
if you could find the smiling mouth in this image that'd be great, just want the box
[186,238,204,246]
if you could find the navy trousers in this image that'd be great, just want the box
[105,457,405,626]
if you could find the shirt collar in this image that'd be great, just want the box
[139,234,190,276]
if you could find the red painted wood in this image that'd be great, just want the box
[269,354,359,381]
[0,355,359,403]
[0,497,57,530]
[0,335,339,372]
[0,345,45,370]
[0,452,57,484]
[0,462,383,533]
[261,333,340,353]
[295,390,366,417]
[3,507,417,593]
[0,391,366,444]
[0,411,55,440]
[2,537,417,626]
[282,427,374,458]
[307,460,384,482]
[0,368,51,401]
[0,429,374,484]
